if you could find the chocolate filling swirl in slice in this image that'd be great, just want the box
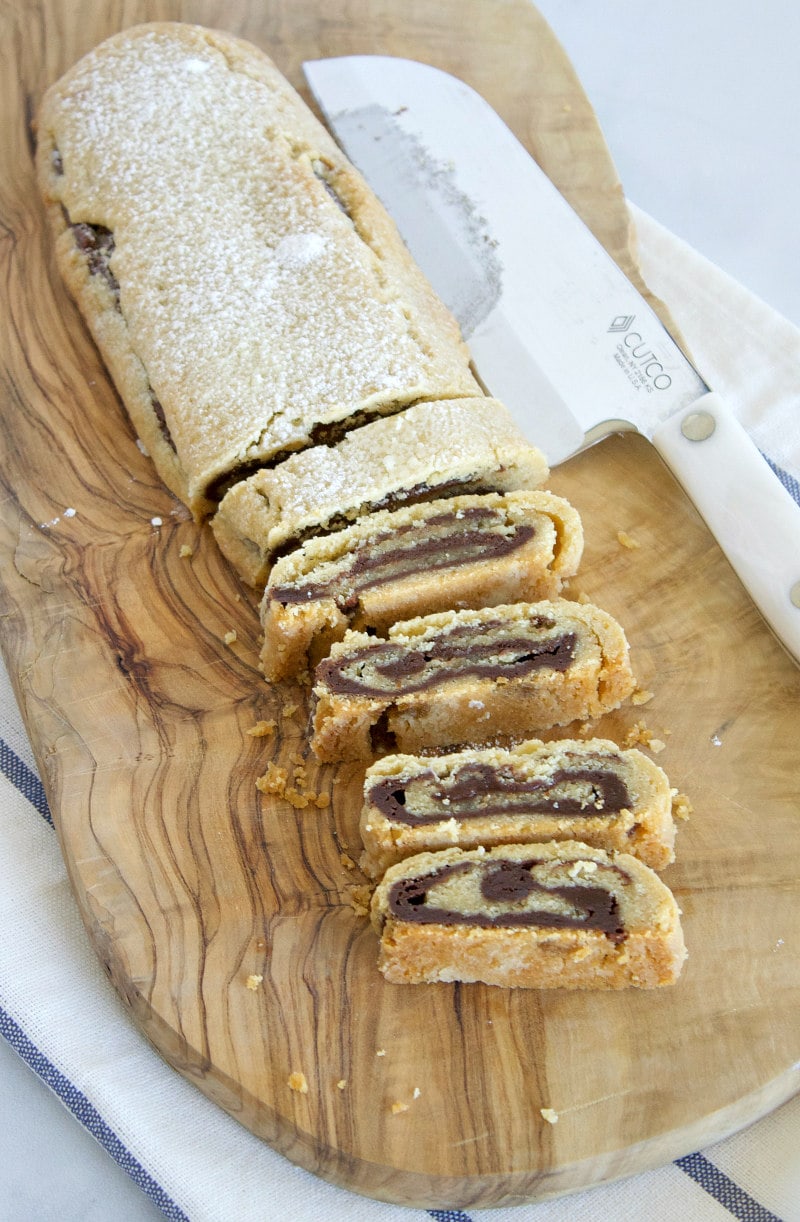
[359,739,678,874]
[370,842,687,989]
[259,491,583,681]
[311,600,636,762]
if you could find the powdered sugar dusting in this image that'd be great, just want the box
[46,27,475,498]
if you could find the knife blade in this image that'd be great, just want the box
[304,54,800,664]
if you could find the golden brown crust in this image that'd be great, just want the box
[311,600,636,762]
[36,23,479,515]
[359,738,676,876]
[371,842,686,988]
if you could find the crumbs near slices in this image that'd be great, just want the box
[224,629,238,645]
[624,720,665,752]
[245,973,263,991]
[616,529,640,550]
[672,792,693,821]
[288,1071,309,1094]
[348,884,373,918]
[247,719,276,738]
[631,687,654,706]
[255,759,330,809]
[179,543,194,558]
[540,1107,559,1124]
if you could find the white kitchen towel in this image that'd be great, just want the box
[1,209,799,1222]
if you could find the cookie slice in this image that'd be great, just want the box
[260,491,582,681]
[36,23,479,516]
[311,600,635,762]
[360,739,677,877]
[370,842,687,988]
[211,398,549,585]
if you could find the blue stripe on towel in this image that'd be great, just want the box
[0,737,52,825]
[0,731,787,1222]
[765,454,800,506]
[0,1004,189,1221]
[676,1151,784,1221]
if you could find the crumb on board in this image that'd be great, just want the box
[179,543,194,558]
[283,702,298,717]
[413,1087,421,1099]
[631,688,654,706]
[616,529,640,550]
[255,760,330,809]
[245,974,263,991]
[224,629,238,645]
[390,1100,410,1115]
[376,1049,386,1057]
[336,1079,347,1091]
[247,719,276,738]
[288,1072,309,1094]
[339,852,356,870]
[150,516,163,527]
[624,720,666,753]
[348,885,373,918]
[672,792,693,821]
[540,1107,559,1124]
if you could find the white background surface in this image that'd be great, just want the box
[2,3,799,1219]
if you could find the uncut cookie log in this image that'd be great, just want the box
[360,739,677,878]
[211,398,549,586]
[371,842,687,988]
[311,600,635,762]
[35,23,479,516]
[260,491,582,681]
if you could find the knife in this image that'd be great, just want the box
[304,55,800,664]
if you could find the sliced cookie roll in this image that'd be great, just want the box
[311,599,635,762]
[36,24,479,516]
[370,842,687,988]
[360,739,677,877]
[211,398,549,586]
[260,491,583,681]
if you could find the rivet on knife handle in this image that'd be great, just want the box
[653,392,800,664]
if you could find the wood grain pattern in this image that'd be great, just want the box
[1,0,799,1208]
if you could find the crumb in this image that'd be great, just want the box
[540,1107,559,1124]
[376,1049,386,1057]
[649,738,666,754]
[412,1087,421,1099]
[150,516,163,527]
[247,719,276,738]
[336,1079,347,1090]
[339,852,356,870]
[631,688,654,706]
[672,792,693,821]
[348,885,373,917]
[624,720,654,749]
[63,507,76,518]
[256,762,288,794]
[390,1100,409,1115]
[283,703,298,717]
[224,629,238,645]
[288,1072,309,1094]
[616,530,640,550]
[315,792,330,808]
[245,974,263,991]
[179,544,194,559]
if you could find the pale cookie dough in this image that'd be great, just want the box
[360,738,677,877]
[211,398,549,585]
[371,841,687,989]
[36,23,479,515]
[260,491,582,681]
[311,599,635,762]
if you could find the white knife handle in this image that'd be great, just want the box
[652,391,800,665]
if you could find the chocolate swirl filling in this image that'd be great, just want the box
[268,508,535,608]
[317,617,576,697]
[388,858,628,941]
[370,757,631,826]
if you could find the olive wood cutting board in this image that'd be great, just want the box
[1,0,799,1209]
